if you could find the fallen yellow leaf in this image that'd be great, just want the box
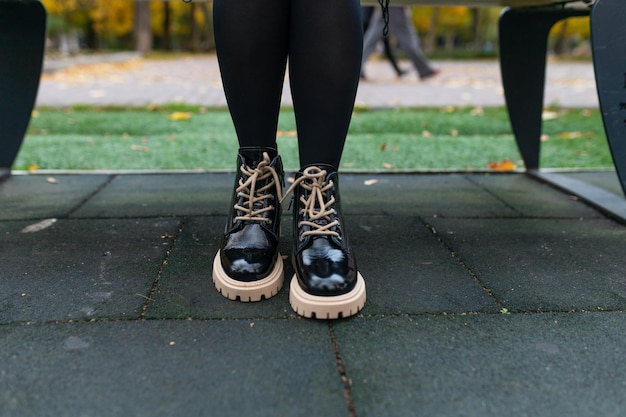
[557,131,594,139]
[131,145,150,152]
[470,107,484,116]
[168,112,192,121]
[488,160,517,171]
[277,130,297,137]
[542,110,559,120]
[28,164,39,172]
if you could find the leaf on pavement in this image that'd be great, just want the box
[488,159,517,171]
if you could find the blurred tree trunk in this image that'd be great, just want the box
[134,0,152,53]
[84,18,98,50]
[199,2,215,51]
[424,7,439,53]
[553,20,568,55]
[190,2,200,52]
[162,0,171,50]
[470,8,480,52]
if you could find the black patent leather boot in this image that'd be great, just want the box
[288,165,366,319]
[212,147,284,302]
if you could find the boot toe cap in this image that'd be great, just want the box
[221,248,278,282]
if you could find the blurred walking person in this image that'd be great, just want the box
[362,6,439,80]
[361,6,407,78]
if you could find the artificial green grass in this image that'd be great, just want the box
[15,105,612,171]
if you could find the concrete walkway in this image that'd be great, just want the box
[37,54,598,108]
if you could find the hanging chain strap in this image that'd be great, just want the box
[378,0,390,37]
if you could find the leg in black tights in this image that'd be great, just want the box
[213,0,289,149]
[213,0,363,171]
[289,0,363,170]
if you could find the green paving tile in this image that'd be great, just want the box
[348,215,500,315]
[334,312,626,417]
[0,319,347,417]
[0,218,180,324]
[72,173,233,218]
[0,174,112,220]
[338,174,518,218]
[469,173,604,218]
[145,217,296,320]
[430,218,626,312]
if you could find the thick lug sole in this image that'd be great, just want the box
[212,251,284,302]
[289,273,366,319]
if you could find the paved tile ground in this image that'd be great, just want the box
[1,171,626,416]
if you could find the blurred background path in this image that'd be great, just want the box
[36,54,598,108]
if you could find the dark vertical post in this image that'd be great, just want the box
[0,0,47,175]
[499,6,588,170]
[591,0,626,196]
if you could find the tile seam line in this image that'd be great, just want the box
[66,174,117,219]
[0,316,309,327]
[140,217,188,319]
[2,309,625,328]
[352,308,626,320]
[417,215,506,312]
[463,174,525,216]
[328,322,358,417]
[0,214,600,223]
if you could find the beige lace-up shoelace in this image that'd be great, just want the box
[281,166,340,239]
[234,152,283,223]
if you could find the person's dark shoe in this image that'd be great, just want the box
[396,68,409,78]
[286,165,366,319]
[212,147,285,302]
[420,68,441,81]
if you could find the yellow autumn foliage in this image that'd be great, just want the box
[42,0,206,38]
[90,0,134,36]
[41,1,590,49]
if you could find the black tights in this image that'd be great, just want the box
[213,0,363,171]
